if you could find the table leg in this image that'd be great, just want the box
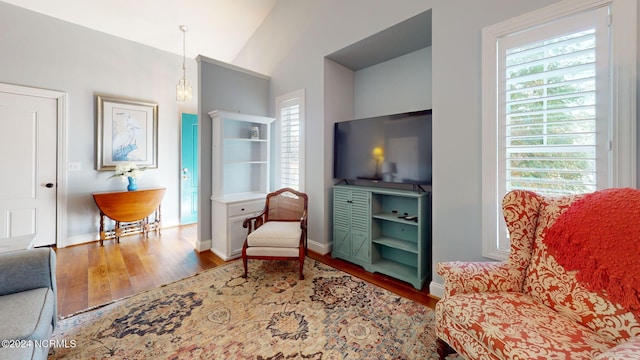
[141,218,147,238]
[115,221,121,243]
[157,205,162,236]
[99,211,106,246]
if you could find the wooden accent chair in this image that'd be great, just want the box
[241,188,308,279]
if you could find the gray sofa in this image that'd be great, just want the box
[0,248,57,360]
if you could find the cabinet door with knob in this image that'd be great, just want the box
[211,195,265,260]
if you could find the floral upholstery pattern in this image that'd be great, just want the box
[438,190,541,298]
[595,336,640,359]
[436,292,615,359]
[436,190,640,360]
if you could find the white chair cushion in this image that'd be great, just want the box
[247,221,301,248]
[245,247,300,257]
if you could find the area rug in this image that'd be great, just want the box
[49,258,442,359]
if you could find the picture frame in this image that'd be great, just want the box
[96,95,158,170]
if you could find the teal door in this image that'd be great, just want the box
[180,113,198,224]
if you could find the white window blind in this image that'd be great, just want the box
[276,89,305,191]
[501,26,603,196]
[481,0,637,260]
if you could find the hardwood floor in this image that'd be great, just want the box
[54,224,438,318]
[311,251,439,310]
[54,225,224,317]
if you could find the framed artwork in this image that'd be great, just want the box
[96,95,158,170]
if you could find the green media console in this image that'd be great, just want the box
[332,185,431,289]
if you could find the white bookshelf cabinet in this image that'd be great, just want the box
[209,110,275,260]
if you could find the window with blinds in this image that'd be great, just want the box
[481,0,637,260]
[501,27,602,196]
[276,89,305,191]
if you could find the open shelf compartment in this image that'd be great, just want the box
[371,236,418,254]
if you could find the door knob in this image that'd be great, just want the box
[45,183,54,188]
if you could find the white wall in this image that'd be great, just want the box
[321,60,355,253]
[234,0,433,260]
[234,0,568,291]
[354,47,432,118]
[0,2,198,246]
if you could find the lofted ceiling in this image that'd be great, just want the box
[1,0,279,62]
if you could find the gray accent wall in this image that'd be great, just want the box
[195,56,270,250]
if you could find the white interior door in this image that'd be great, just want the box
[0,91,57,247]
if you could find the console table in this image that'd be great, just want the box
[92,188,166,245]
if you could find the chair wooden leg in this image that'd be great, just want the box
[242,255,248,278]
[436,338,456,360]
[298,249,305,280]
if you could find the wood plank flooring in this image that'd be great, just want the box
[54,224,437,318]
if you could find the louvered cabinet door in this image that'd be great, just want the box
[332,188,351,259]
[349,190,371,263]
[331,187,371,266]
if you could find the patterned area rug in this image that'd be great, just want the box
[49,258,442,359]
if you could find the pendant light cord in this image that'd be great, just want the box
[177,24,191,102]
[181,25,187,80]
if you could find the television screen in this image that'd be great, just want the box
[333,109,432,185]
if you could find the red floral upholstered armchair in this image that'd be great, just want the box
[435,189,640,360]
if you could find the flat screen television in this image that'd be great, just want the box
[333,109,432,186]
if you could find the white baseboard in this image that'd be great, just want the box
[60,218,182,248]
[308,238,331,255]
[195,238,212,253]
[429,281,444,299]
[63,233,100,247]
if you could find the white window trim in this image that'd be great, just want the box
[481,0,636,260]
[275,89,306,191]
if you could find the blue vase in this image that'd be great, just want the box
[127,176,137,191]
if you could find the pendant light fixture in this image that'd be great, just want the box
[176,25,193,102]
